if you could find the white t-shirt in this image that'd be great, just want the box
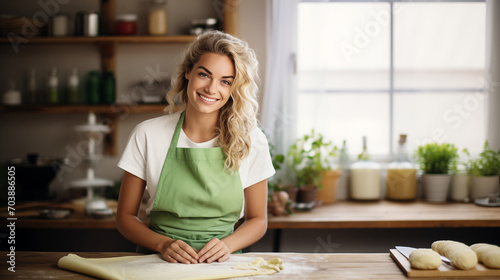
[118,111,275,216]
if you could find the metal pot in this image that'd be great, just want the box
[9,153,64,201]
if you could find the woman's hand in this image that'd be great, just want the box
[159,239,200,264]
[198,238,231,263]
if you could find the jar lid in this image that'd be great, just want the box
[116,14,137,21]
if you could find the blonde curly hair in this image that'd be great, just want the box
[165,31,260,172]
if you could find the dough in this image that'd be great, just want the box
[233,257,284,272]
[58,254,283,280]
[431,240,478,270]
[409,249,442,270]
[470,243,500,269]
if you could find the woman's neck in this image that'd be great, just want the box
[182,107,218,143]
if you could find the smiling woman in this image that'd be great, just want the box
[115,31,275,265]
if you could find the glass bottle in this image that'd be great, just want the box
[350,136,381,200]
[68,68,81,104]
[149,0,168,36]
[47,67,59,104]
[27,68,37,104]
[101,71,116,104]
[386,134,417,200]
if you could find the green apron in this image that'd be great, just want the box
[140,111,244,253]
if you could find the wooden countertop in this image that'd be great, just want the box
[3,251,496,280]
[8,200,500,229]
[268,200,500,229]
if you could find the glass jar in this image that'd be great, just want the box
[148,0,168,36]
[115,14,137,35]
[386,134,417,200]
[350,136,381,200]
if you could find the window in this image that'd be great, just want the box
[297,0,486,159]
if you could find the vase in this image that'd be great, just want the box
[422,174,452,203]
[316,169,342,204]
[450,174,470,202]
[470,176,499,201]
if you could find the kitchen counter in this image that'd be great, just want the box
[2,251,497,279]
[268,200,500,229]
[11,200,500,229]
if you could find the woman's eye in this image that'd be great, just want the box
[222,80,232,86]
[198,72,209,78]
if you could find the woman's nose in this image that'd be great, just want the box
[205,79,217,95]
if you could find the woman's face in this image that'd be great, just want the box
[185,52,235,116]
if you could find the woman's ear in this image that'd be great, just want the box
[184,72,189,80]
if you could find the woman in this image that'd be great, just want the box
[116,31,275,265]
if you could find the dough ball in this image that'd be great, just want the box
[409,249,442,270]
[470,243,500,269]
[431,240,478,270]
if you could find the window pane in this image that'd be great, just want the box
[298,2,390,90]
[297,93,390,156]
[393,92,487,155]
[394,3,485,89]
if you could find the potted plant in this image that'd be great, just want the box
[414,143,458,203]
[450,159,470,203]
[287,130,338,203]
[464,141,500,201]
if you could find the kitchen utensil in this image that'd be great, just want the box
[475,194,500,207]
[395,246,451,265]
[390,249,500,277]
[90,208,113,219]
[39,209,71,219]
[9,153,64,201]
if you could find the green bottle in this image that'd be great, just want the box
[86,71,101,104]
[47,67,59,104]
[68,68,80,104]
[102,71,116,104]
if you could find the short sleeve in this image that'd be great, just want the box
[244,129,276,188]
[117,125,147,181]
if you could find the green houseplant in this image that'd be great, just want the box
[464,141,500,200]
[287,130,338,203]
[414,143,459,202]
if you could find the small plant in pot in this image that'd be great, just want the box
[414,142,458,203]
[463,140,500,201]
[287,130,338,204]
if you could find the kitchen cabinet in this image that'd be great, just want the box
[0,0,239,155]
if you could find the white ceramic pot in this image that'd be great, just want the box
[450,174,470,202]
[470,176,499,201]
[423,174,452,203]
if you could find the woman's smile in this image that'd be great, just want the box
[197,92,218,104]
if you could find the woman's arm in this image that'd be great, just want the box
[198,179,268,263]
[116,171,199,264]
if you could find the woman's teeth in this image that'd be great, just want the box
[198,93,217,102]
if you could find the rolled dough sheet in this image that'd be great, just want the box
[57,254,283,280]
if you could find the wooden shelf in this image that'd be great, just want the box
[0,104,166,156]
[0,104,166,114]
[0,35,197,44]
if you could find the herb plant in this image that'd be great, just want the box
[414,143,459,174]
[463,140,500,176]
[287,130,338,187]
